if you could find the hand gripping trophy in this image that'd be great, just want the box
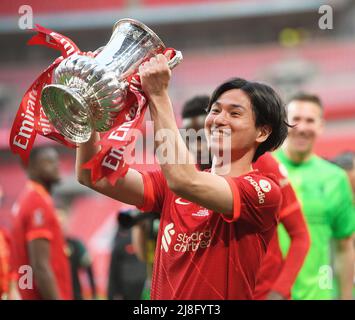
[40,18,183,144]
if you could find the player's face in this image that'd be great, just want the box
[205,89,268,160]
[286,100,323,156]
[36,148,61,184]
[183,115,210,170]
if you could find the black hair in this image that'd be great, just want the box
[182,95,210,119]
[27,146,54,169]
[207,77,290,162]
[331,152,354,171]
[288,92,323,114]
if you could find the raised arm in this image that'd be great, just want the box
[76,131,144,207]
[139,54,235,219]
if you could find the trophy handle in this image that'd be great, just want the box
[167,50,183,70]
[122,50,183,88]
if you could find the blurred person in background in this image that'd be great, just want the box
[253,153,310,300]
[331,152,355,198]
[57,207,97,300]
[275,93,355,300]
[0,185,10,299]
[0,185,3,207]
[0,188,19,300]
[107,209,147,300]
[131,212,159,300]
[180,95,213,170]
[331,151,355,298]
[0,226,11,299]
[11,147,72,300]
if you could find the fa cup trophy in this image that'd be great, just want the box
[40,18,182,144]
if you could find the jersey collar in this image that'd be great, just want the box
[27,180,51,202]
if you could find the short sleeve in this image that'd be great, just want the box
[330,174,355,239]
[227,174,281,231]
[223,177,241,223]
[136,170,167,213]
[254,153,300,221]
[24,199,54,242]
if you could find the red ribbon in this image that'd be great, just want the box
[83,49,176,185]
[10,25,176,185]
[9,25,80,165]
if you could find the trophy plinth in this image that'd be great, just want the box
[41,84,93,143]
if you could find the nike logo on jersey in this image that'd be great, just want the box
[175,198,191,205]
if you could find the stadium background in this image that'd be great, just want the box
[0,0,354,298]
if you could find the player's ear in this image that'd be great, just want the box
[256,125,271,144]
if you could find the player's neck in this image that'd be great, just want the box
[283,146,313,164]
[29,177,52,194]
[211,154,253,177]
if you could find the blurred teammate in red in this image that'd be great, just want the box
[76,53,290,299]
[253,152,310,299]
[11,147,72,300]
[0,227,11,299]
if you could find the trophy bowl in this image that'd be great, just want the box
[41,18,167,144]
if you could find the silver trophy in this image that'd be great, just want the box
[41,18,183,144]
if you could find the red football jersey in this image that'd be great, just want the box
[253,153,302,299]
[0,228,11,298]
[11,181,72,300]
[137,170,281,300]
